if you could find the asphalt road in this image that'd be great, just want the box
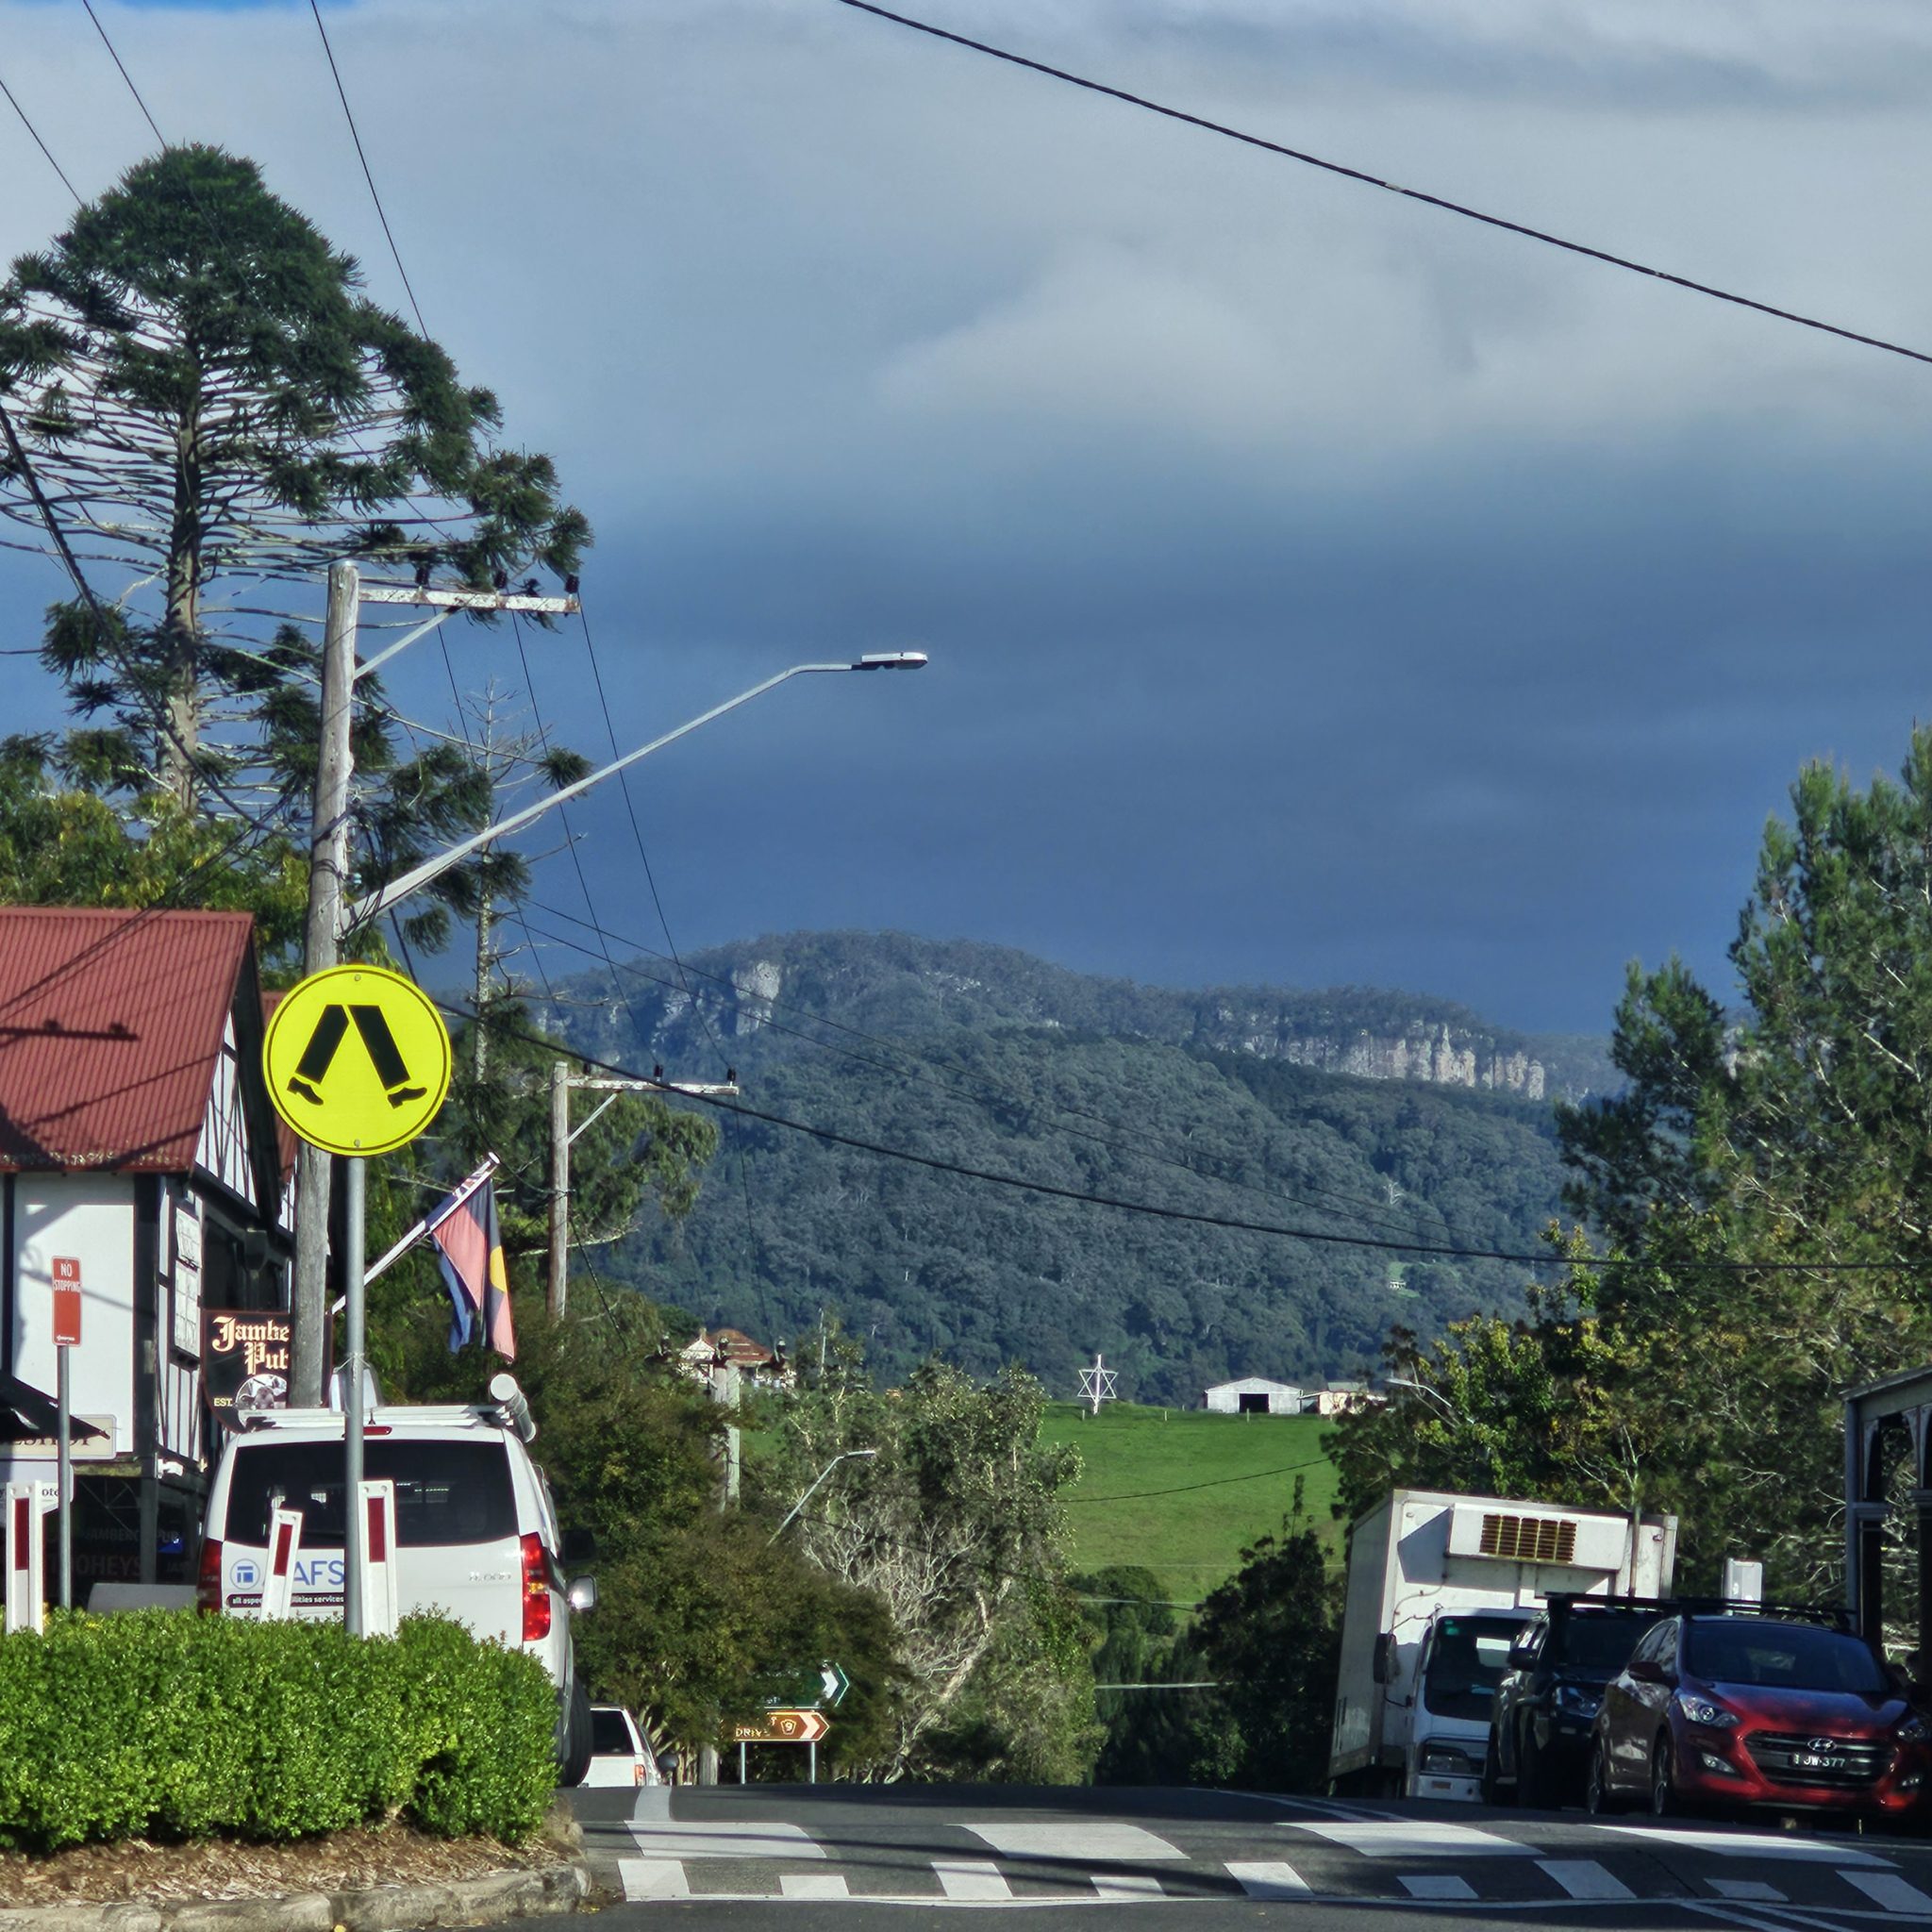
[517,1783,1932,1928]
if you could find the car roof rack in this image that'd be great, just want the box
[1540,1592,1856,1632]
[1671,1598,1855,1630]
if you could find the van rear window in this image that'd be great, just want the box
[223,1439,517,1548]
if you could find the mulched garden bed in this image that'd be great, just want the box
[0,1824,569,1907]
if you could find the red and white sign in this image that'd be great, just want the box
[51,1257,80,1347]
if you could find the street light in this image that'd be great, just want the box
[768,1449,878,1547]
[342,651,929,935]
[1383,1374,1469,1426]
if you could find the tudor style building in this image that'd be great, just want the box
[0,908,292,1592]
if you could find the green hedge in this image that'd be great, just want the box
[0,1610,557,1851]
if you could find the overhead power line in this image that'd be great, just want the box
[78,0,164,146]
[0,70,79,201]
[1066,1454,1330,1505]
[453,997,1932,1276]
[832,0,1932,372]
[306,0,429,337]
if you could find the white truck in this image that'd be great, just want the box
[1328,1488,1676,1801]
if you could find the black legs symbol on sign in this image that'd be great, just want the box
[287,1003,428,1108]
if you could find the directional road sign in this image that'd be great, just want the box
[263,964,452,1157]
[761,1660,851,1711]
[731,1708,830,1745]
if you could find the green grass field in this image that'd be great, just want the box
[1041,1400,1340,1607]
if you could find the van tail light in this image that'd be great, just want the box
[196,1539,222,1615]
[635,1761,648,1786]
[520,1532,551,1641]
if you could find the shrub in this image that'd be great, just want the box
[0,1610,556,1852]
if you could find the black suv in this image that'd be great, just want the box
[1485,1596,1669,1807]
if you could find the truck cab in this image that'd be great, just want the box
[1406,1609,1527,1799]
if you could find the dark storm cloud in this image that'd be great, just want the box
[6,0,1932,1035]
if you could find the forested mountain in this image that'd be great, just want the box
[533,934,1591,1403]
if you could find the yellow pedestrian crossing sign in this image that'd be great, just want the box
[263,964,452,1157]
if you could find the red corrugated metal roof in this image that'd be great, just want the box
[0,908,257,1173]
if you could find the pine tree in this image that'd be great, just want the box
[0,144,588,812]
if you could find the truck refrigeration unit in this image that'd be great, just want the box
[1327,1489,1677,1801]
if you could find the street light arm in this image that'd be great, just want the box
[341,656,924,937]
[767,1448,877,1547]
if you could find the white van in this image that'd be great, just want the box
[197,1394,599,1784]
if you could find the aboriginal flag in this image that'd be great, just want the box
[429,1176,515,1360]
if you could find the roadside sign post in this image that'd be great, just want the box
[264,964,451,1637]
[51,1257,80,1610]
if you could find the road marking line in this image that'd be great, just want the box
[620,1857,691,1900]
[779,1873,852,1899]
[1844,1870,1932,1912]
[1707,1880,1788,1903]
[1539,1859,1634,1900]
[961,1823,1186,1859]
[627,1821,826,1859]
[1226,1861,1312,1899]
[935,1858,1014,1900]
[1289,1821,1527,1857]
[1091,1872,1167,1899]
[1595,1825,1888,1865]
[1399,1874,1478,1900]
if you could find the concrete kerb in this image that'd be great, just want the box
[0,1861,592,1932]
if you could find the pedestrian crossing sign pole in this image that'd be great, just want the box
[265,963,452,1636]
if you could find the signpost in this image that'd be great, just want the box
[51,1257,79,1609]
[264,964,451,1637]
[730,1707,831,1785]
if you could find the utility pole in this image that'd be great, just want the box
[290,560,358,1407]
[288,571,580,1408]
[546,1065,738,1317]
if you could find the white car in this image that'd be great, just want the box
[197,1385,599,1784]
[583,1705,661,1788]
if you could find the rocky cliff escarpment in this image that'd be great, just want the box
[538,932,1609,1102]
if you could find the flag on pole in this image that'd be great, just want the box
[428,1173,515,1360]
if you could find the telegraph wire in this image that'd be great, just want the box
[306,0,429,338]
[1065,1454,1330,1505]
[832,0,1932,372]
[77,0,165,147]
[569,596,776,1329]
[0,70,79,201]
[450,996,1932,1275]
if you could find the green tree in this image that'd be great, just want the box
[384,1294,897,1766]
[754,1327,1097,1779]
[1183,1491,1340,1791]
[1548,730,1932,1593]
[0,737,306,960]
[0,144,587,809]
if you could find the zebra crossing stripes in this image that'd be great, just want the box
[1539,1860,1633,1901]
[1398,1873,1477,1900]
[618,1857,690,1900]
[1225,1861,1312,1900]
[934,1858,1013,1900]
[1708,1878,1787,1903]
[778,1874,851,1899]
[1847,1872,1932,1913]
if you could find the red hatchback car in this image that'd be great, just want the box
[1586,1612,1932,1821]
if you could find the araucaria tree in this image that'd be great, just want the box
[0,144,588,811]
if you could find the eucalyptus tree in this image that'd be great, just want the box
[0,143,588,818]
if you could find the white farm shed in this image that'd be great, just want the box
[1203,1377,1305,1415]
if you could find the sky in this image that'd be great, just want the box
[5,0,1932,1036]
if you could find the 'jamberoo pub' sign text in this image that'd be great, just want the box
[202,1309,292,1418]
